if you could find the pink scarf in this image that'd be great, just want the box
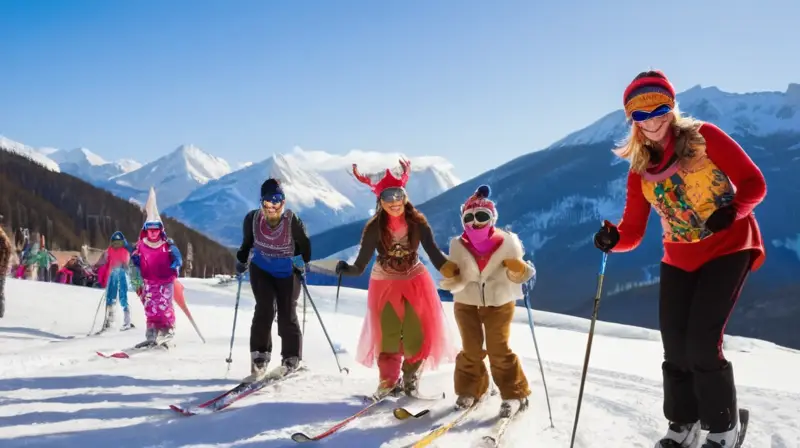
[461,226,504,271]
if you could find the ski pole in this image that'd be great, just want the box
[298,274,350,374]
[302,277,307,336]
[334,273,342,313]
[87,290,107,336]
[523,276,554,428]
[225,274,243,365]
[569,251,609,448]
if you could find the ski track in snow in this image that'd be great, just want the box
[1,278,798,447]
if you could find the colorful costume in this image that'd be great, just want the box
[336,160,459,397]
[236,178,311,380]
[594,71,766,448]
[100,231,135,331]
[131,188,183,346]
[439,185,535,417]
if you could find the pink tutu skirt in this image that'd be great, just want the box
[355,265,456,370]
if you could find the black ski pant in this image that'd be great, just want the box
[659,249,751,433]
[249,264,302,361]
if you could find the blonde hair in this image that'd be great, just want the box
[612,103,706,174]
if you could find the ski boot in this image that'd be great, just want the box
[120,308,135,331]
[134,327,158,348]
[701,420,739,448]
[281,356,301,374]
[372,378,403,401]
[156,327,175,347]
[101,305,116,331]
[455,395,476,409]
[243,351,271,383]
[401,360,422,397]
[654,421,701,447]
[499,397,529,418]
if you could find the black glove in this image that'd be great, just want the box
[335,260,349,275]
[235,261,248,274]
[593,220,620,253]
[704,205,737,233]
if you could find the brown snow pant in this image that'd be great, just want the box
[453,301,530,400]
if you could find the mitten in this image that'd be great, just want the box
[704,205,737,233]
[335,260,350,275]
[235,261,248,274]
[502,258,527,274]
[439,260,460,279]
[593,220,620,253]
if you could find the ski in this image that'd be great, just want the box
[290,390,395,443]
[96,342,169,359]
[473,403,528,447]
[735,408,750,448]
[170,366,307,416]
[407,401,483,447]
[392,392,447,420]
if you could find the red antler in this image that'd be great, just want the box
[351,164,373,187]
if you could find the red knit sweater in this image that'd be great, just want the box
[612,123,767,272]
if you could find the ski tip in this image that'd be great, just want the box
[290,432,313,443]
[168,404,195,416]
[393,408,413,420]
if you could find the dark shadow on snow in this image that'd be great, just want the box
[0,326,75,341]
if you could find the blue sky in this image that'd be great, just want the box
[1,0,798,179]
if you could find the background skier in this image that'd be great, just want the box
[335,160,459,398]
[592,70,766,448]
[439,185,535,417]
[0,214,12,318]
[235,178,311,381]
[99,231,135,331]
[131,188,183,348]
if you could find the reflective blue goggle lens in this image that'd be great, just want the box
[144,223,162,230]
[630,104,672,122]
[261,193,285,204]
[379,187,406,203]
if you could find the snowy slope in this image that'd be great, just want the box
[164,148,460,245]
[48,147,142,183]
[102,144,232,209]
[1,278,799,447]
[0,135,61,172]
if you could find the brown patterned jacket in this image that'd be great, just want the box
[0,227,12,277]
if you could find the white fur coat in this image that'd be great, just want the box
[439,228,535,307]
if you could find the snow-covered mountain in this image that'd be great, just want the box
[309,82,800,350]
[163,147,461,246]
[2,277,798,447]
[101,144,233,209]
[0,135,61,172]
[48,147,142,183]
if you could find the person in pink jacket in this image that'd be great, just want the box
[99,231,135,332]
[131,188,183,348]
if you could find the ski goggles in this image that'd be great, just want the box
[630,104,673,122]
[379,187,406,203]
[261,193,285,205]
[143,221,163,230]
[463,209,493,225]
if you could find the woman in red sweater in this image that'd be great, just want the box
[593,70,766,448]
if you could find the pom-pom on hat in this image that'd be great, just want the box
[623,70,676,119]
[461,184,497,225]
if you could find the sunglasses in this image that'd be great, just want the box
[630,104,672,122]
[463,210,492,225]
[261,193,285,206]
[380,187,406,203]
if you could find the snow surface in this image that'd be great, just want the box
[1,278,799,447]
[0,135,61,172]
